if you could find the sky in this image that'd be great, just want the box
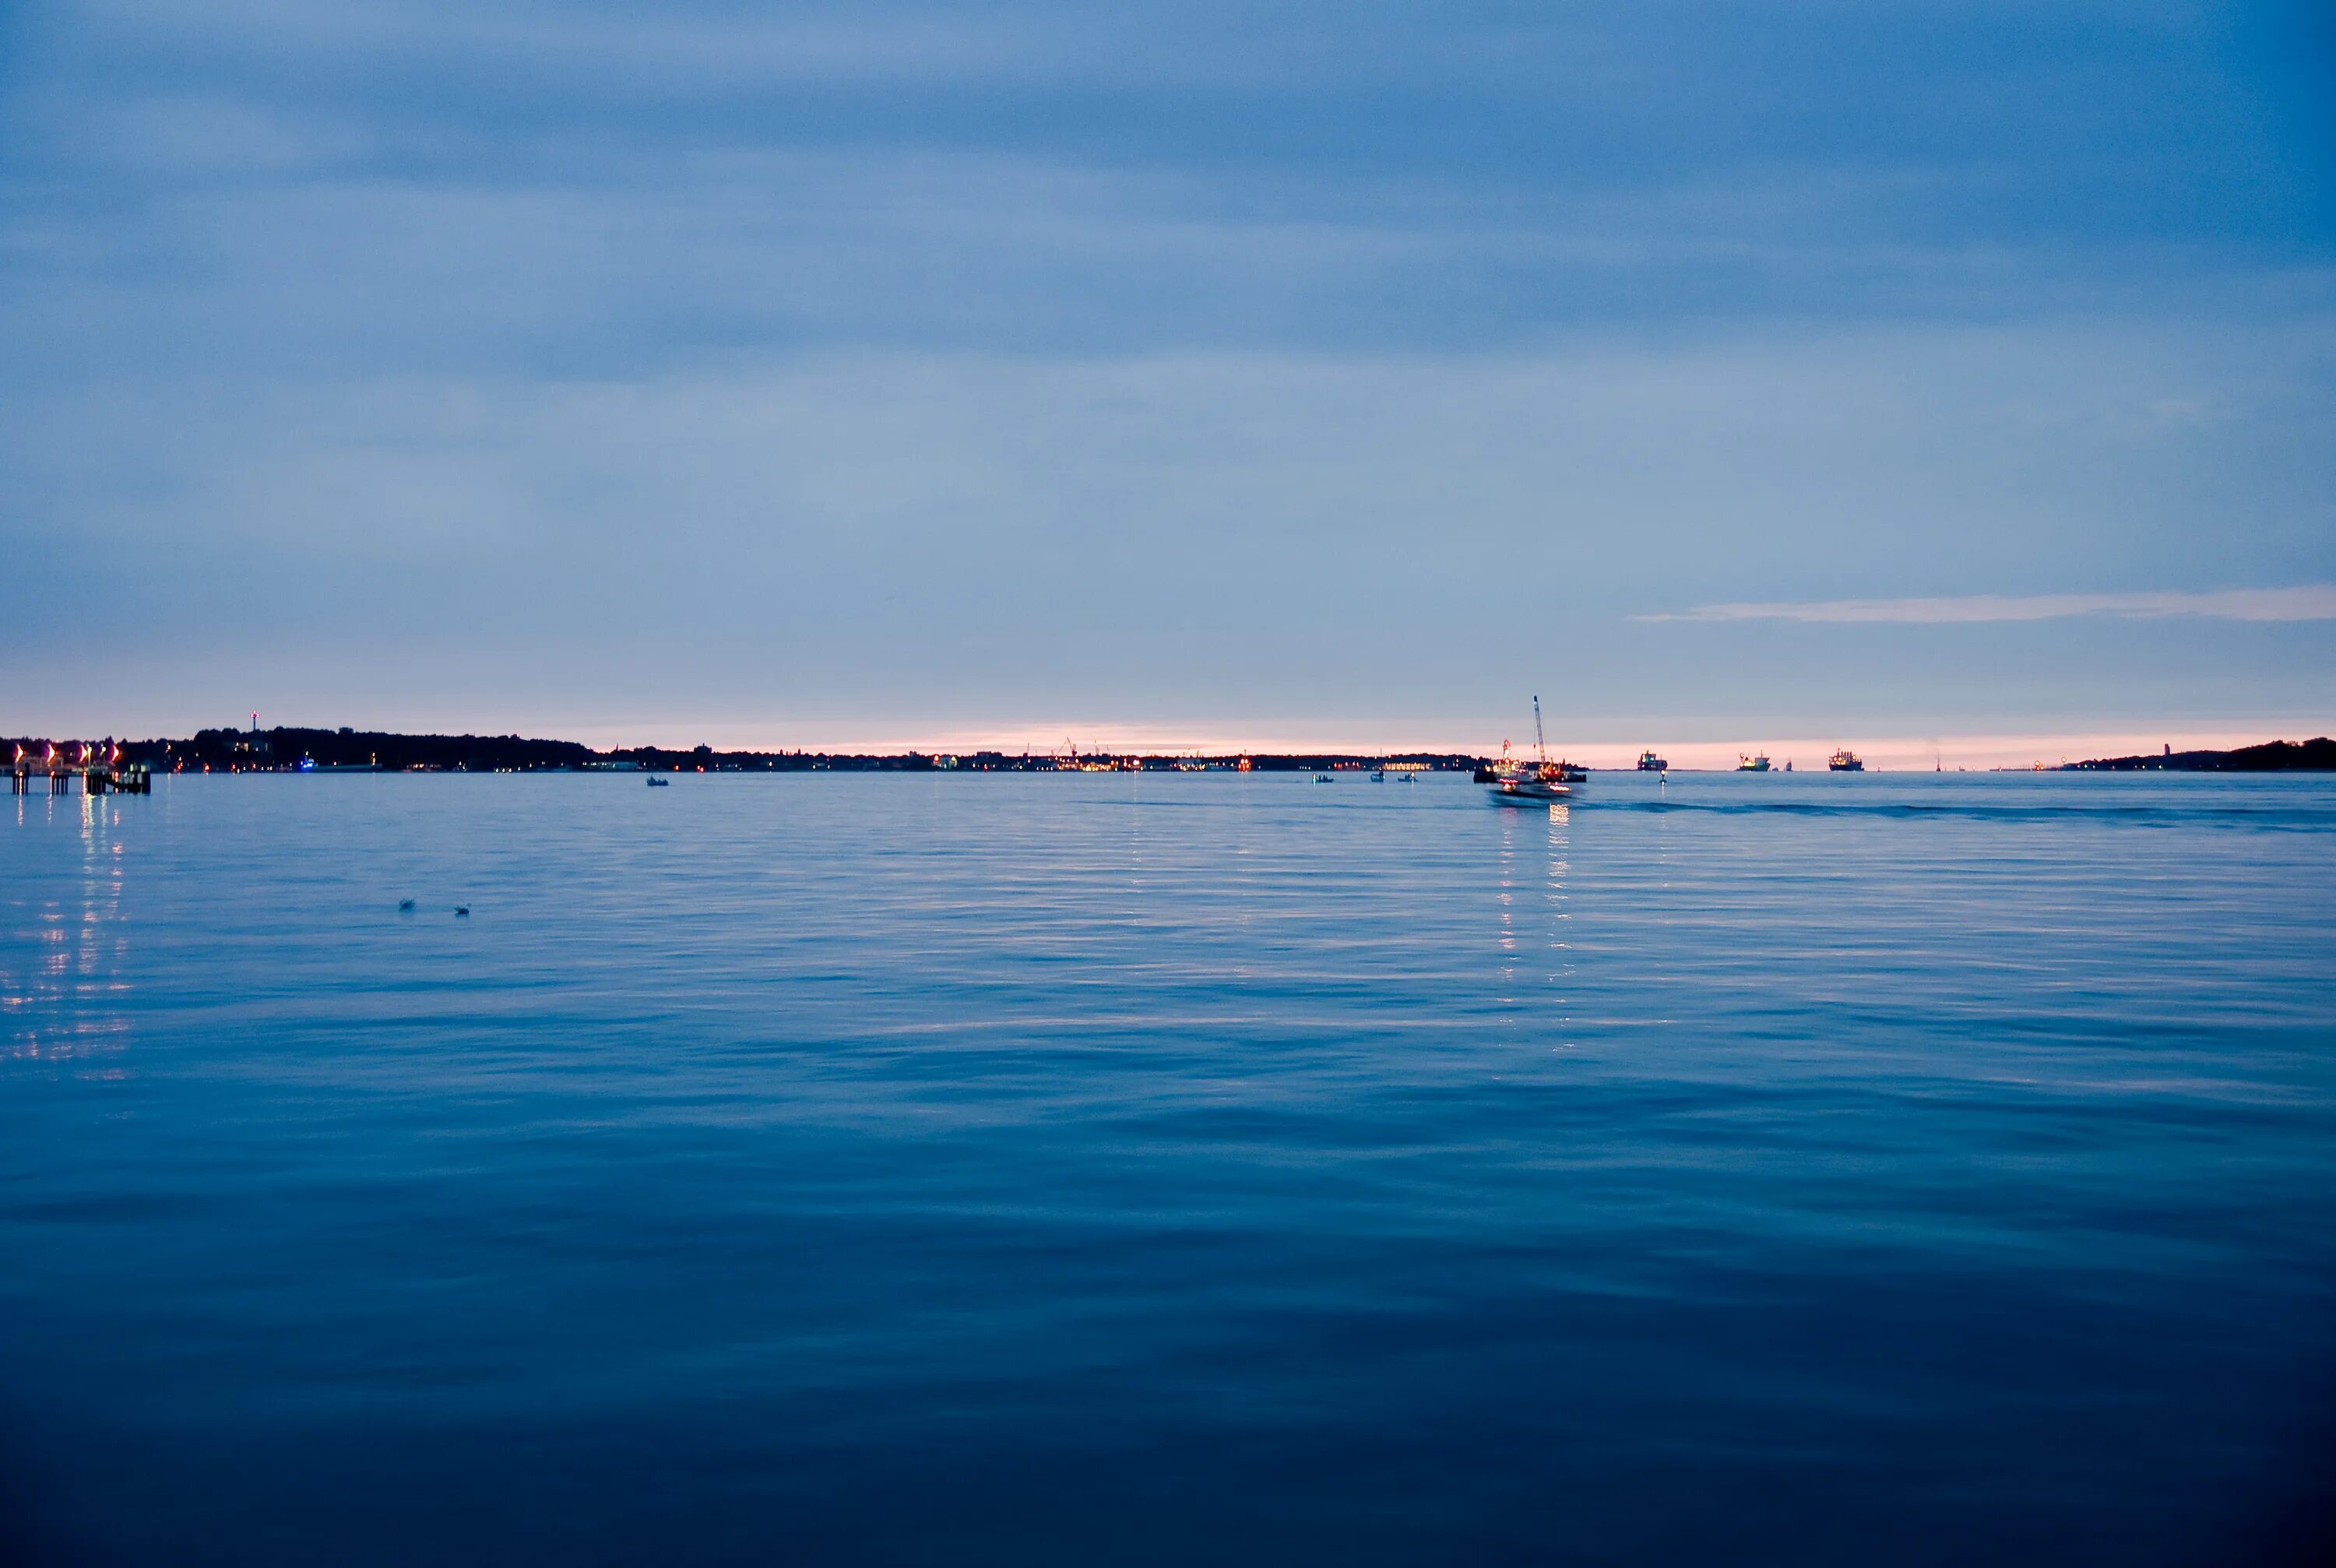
[2,0,2333,761]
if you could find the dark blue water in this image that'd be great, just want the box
[5,772,2333,1563]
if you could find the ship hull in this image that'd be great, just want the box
[1488,782,1569,804]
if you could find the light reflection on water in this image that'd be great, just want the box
[5,791,129,1063]
[1,770,2333,1565]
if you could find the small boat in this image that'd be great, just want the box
[1370,768,1385,782]
[1737,754,1771,772]
[1637,751,1668,772]
[1828,749,1864,772]
[646,776,670,786]
[1314,773,1335,783]
[1488,697,1574,804]
[1490,773,1569,804]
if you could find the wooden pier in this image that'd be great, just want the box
[9,746,150,796]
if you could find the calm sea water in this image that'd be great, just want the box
[3,770,2333,1563]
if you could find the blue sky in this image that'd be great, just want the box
[3,0,2331,756]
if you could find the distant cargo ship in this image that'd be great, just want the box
[1737,754,1771,772]
[1828,749,1864,772]
[1637,751,1668,772]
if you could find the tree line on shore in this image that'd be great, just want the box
[3,727,1484,774]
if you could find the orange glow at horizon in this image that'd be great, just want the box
[529,719,2330,772]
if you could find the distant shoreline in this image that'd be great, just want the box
[11,727,2336,775]
[10,726,1488,775]
[2061,737,2336,772]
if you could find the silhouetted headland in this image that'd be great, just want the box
[2064,737,2336,772]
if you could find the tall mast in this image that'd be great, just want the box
[1533,695,1547,766]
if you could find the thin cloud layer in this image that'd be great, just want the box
[1641,586,2336,624]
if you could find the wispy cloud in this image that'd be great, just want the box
[1638,585,2336,624]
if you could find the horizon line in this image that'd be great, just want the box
[17,722,2333,774]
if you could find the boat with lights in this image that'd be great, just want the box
[1488,698,1575,804]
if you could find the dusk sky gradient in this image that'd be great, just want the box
[4,0,2332,761]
